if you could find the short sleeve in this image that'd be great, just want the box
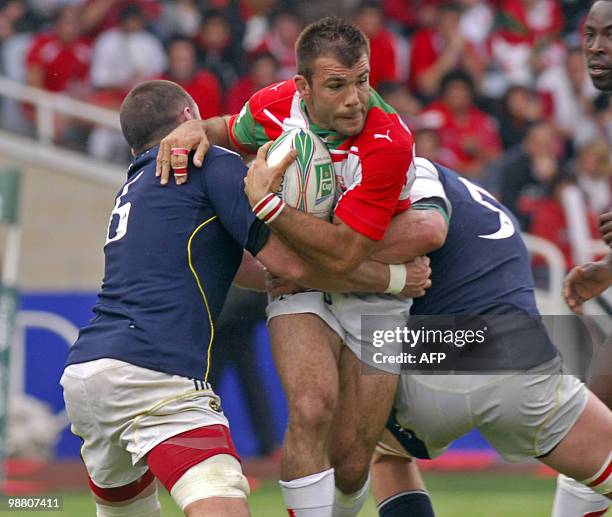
[334,146,414,241]
[410,158,452,217]
[228,102,261,154]
[201,151,270,255]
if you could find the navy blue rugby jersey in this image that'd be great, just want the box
[409,159,557,368]
[67,145,269,380]
[411,160,540,316]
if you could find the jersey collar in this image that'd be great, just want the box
[128,145,158,178]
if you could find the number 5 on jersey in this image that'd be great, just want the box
[105,170,144,246]
[458,177,516,240]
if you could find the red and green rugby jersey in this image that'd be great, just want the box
[228,79,416,241]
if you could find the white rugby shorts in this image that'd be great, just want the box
[60,358,228,488]
[389,358,588,461]
[266,291,412,367]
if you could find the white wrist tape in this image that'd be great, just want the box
[385,264,406,295]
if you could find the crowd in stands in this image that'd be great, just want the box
[0,0,610,270]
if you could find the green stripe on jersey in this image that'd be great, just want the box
[231,102,265,151]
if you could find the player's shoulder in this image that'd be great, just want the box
[199,144,244,170]
[357,89,414,155]
[247,79,298,116]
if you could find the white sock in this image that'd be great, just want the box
[551,474,610,517]
[279,468,335,517]
[96,490,161,517]
[333,473,371,517]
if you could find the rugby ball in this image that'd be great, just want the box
[266,128,336,220]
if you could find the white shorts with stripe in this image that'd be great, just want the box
[60,358,228,488]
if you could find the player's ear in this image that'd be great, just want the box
[182,106,198,122]
[294,75,311,99]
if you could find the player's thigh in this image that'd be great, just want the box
[149,443,249,516]
[268,294,342,406]
[61,361,151,489]
[541,390,612,481]
[475,359,590,462]
[384,374,474,461]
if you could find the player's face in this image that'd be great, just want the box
[299,54,371,136]
[584,1,612,92]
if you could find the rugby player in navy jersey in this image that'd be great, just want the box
[265,158,612,517]
[550,2,612,515]
[60,80,430,517]
[364,159,612,517]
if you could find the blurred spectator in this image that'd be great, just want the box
[574,138,612,215]
[157,0,201,38]
[408,2,485,100]
[241,0,279,52]
[537,45,598,150]
[381,0,437,34]
[162,35,223,119]
[82,0,161,38]
[89,4,164,162]
[26,5,90,95]
[458,0,495,55]
[497,120,565,230]
[593,93,612,146]
[195,10,240,89]
[489,0,565,86]
[25,5,92,149]
[90,4,166,95]
[377,81,422,126]
[496,84,545,149]
[0,0,41,40]
[353,1,397,88]
[413,127,456,165]
[528,173,596,270]
[253,8,300,80]
[0,0,42,134]
[417,70,502,178]
[226,51,280,114]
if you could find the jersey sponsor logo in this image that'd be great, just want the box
[374,129,393,142]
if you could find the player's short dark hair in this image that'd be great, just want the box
[120,80,195,154]
[295,17,370,83]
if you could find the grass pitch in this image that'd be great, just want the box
[5,472,557,516]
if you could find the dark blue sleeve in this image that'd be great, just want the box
[201,152,270,255]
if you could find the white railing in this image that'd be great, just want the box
[0,75,120,144]
[521,232,568,315]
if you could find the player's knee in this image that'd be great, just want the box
[289,389,337,433]
[333,454,370,493]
